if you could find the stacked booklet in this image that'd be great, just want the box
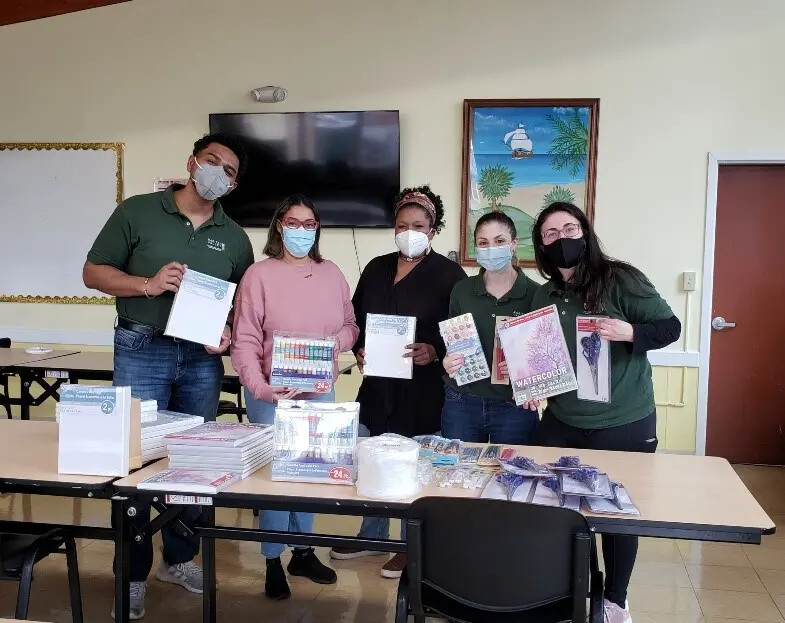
[141,411,204,462]
[164,422,275,478]
[138,399,159,423]
[137,469,241,495]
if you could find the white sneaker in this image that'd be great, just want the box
[603,599,632,623]
[155,561,203,594]
[111,581,146,620]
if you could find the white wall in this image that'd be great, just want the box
[1,0,784,347]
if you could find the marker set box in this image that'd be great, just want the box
[270,333,336,394]
[271,400,360,485]
[439,314,491,386]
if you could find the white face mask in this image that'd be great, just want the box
[395,230,430,258]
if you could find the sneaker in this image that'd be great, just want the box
[329,547,385,560]
[111,581,146,620]
[603,599,632,623]
[265,557,291,600]
[381,553,407,579]
[287,547,337,585]
[155,561,203,594]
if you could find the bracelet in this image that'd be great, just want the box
[143,278,155,299]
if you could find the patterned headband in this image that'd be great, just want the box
[395,192,437,223]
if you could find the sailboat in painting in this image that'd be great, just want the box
[502,123,534,159]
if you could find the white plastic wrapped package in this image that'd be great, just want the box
[356,434,421,500]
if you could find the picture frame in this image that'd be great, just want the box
[460,98,600,267]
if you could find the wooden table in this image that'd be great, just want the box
[0,420,116,539]
[0,348,78,369]
[112,446,774,623]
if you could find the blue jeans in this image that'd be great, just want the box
[113,328,224,581]
[244,388,334,559]
[356,424,406,543]
[441,386,538,445]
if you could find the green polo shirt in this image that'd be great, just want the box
[87,186,255,330]
[531,270,674,429]
[444,270,537,402]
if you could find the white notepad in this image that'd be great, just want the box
[363,314,416,379]
[164,269,236,348]
[58,385,132,477]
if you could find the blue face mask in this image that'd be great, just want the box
[282,226,316,258]
[476,244,513,272]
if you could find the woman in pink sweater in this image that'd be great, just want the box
[231,195,359,600]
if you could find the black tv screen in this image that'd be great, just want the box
[209,110,400,228]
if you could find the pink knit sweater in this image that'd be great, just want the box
[231,257,359,402]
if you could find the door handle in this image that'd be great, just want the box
[712,316,736,331]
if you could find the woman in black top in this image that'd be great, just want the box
[329,185,466,578]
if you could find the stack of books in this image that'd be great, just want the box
[164,422,275,478]
[141,411,204,462]
[138,398,159,423]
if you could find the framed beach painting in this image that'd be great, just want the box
[460,98,600,267]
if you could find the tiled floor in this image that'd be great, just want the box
[0,464,782,622]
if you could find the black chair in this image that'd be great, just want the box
[0,529,83,622]
[1,338,11,418]
[395,497,603,623]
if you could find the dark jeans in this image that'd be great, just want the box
[534,410,658,608]
[441,386,538,444]
[113,327,224,582]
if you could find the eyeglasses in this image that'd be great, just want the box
[282,217,319,231]
[542,223,582,244]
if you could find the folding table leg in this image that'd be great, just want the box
[202,506,217,623]
[112,496,131,623]
[65,536,84,623]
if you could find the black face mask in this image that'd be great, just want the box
[543,237,586,269]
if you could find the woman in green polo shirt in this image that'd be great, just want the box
[530,202,681,623]
[441,212,539,443]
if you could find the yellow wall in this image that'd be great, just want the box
[3,0,784,453]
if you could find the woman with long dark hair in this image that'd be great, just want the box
[530,202,681,623]
[232,195,359,600]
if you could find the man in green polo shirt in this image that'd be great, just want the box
[84,133,254,620]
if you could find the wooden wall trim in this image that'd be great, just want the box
[1,1,131,27]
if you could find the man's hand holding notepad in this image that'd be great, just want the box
[164,268,236,348]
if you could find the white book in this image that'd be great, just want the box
[137,469,240,494]
[363,314,416,379]
[141,412,204,438]
[166,443,271,459]
[142,448,168,462]
[58,385,132,477]
[164,269,236,348]
[169,448,273,467]
[165,422,272,448]
[170,453,273,477]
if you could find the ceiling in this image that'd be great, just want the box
[1,0,131,27]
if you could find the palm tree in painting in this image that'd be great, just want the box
[547,108,588,177]
[542,185,576,208]
[479,165,514,211]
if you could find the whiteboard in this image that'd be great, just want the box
[0,143,123,303]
